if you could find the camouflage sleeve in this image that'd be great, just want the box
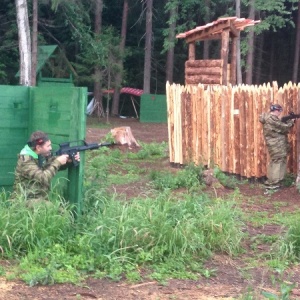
[46,156,69,171]
[19,157,62,187]
[268,116,293,134]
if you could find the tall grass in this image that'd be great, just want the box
[278,214,300,261]
[0,196,74,256]
[0,189,245,284]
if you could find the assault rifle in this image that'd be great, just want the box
[281,111,300,123]
[54,140,114,167]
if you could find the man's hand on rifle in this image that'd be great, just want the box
[56,152,80,165]
[68,152,80,164]
[56,154,69,165]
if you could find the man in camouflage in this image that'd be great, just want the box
[259,104,294,191]
[13,131,79,201]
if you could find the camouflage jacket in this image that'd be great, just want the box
[13,145,63,199]
[259,113,294,159]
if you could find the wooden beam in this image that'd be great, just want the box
[221,29,230,85]
[188,43,195,60]
[186,33,222,43]
[229,22,239,38]
[186,20,230,43]
[186,59,222,68]
[185,75,221,84]
[186,67,222,76]
[230,36,237,85]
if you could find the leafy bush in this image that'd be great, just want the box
[127,142,168,160]
[282,173,295,187]
[213,167,239,189]
[149,163,204,191]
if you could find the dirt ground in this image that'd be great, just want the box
[1,116,300,300]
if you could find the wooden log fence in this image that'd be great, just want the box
[185,59,231,85]
[166,81,300,178]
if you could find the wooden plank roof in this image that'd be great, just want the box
[176,17,260,43]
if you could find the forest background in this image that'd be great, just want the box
[2,0,300,116]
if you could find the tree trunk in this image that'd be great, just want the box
[269,35,275,82]
[293,0,300,83]
[203,0,210,59]
[31,0,38,86]
[165,1,178,84]
[245,0,255,85]
[236,0,242,84]
[111,0,129,116]
[254,33,264,84]
[143,0,153,94]
[94,0,104,118]
[16,0,31,86]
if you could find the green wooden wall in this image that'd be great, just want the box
[139,94,167,123]
[0,84,87,213]
[0,85,29,187]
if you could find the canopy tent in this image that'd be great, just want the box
[87,87,144,117]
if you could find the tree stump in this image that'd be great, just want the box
[111,127,140,148]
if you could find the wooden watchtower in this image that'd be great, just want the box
[176,17,260,86]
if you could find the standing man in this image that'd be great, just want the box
[13,131,79,201]
[259,104,294,192]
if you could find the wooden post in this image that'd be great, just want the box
[221,29,230,85]
[221,86,227,171]
[166,82,175,164]
[230,36,237,85]
[234,86,241,175]
[296,83,300,183]
[239,88,247,177]
[188,42,196,61]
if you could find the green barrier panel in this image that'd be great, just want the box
[30,85,87,212]
[0,84,87,214]
[0,85,29,188]
[140,94,167,123]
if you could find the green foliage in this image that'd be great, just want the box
[149,256,200,282]
[149,163,204,191]
[19,246,82,286]
[0,197,74,255]
[281,173,295,188]
[254,0,297,31]
[0,265,5,276]
[278,216,300,261]
[1,0,299,90]
[0,183,244,285]
[74,25,121,87]
[127,142,168,160]
[261,282,295,299]
[213,167,239,189]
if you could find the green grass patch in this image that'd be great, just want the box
[0,187,245,285]
[149,163,204,191]
[125,142,168,161]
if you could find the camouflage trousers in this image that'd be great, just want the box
[265,156,287,186]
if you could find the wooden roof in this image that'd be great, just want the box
[176,17,260,43]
